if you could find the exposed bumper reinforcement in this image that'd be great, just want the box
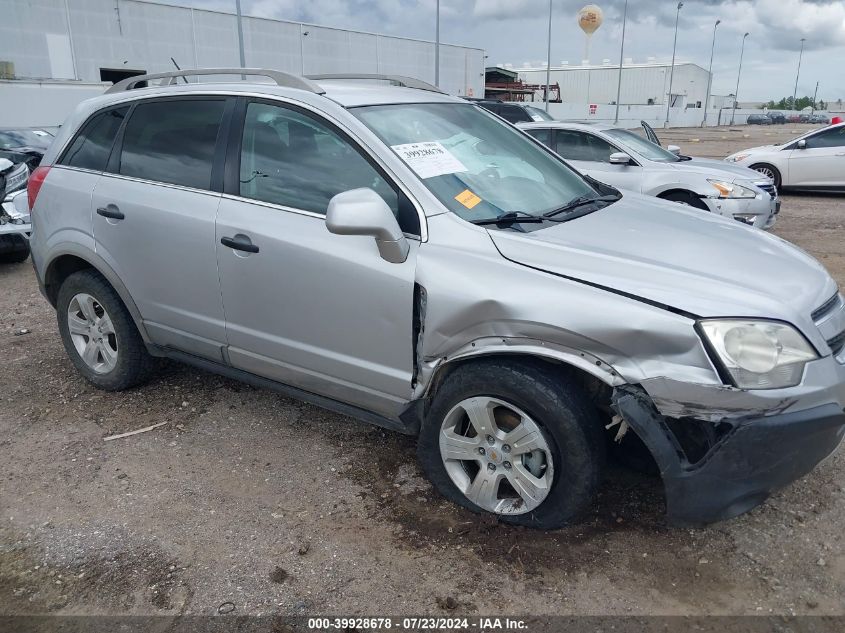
[612,385,845,526]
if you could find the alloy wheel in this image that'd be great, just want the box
[438,396,554,515]
[67,293,118,374]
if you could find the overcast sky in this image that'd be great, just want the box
[151,0,845,104]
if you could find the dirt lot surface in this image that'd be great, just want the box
[1,125,843,621]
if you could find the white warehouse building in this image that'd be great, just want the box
[517,60,711,108]
[0,0,485,102]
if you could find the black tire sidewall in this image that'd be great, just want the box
[56,270,150,391]
[418,359,604,529]
[750,163,781,190]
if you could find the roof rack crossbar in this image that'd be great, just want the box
[305,73,445,94]
[105,68,325,94]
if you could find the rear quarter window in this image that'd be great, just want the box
[117,99,225,190]
[60,107,129,171]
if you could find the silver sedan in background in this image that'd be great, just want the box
[519,121,780,229]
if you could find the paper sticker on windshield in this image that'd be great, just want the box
[455,189,482,209]
[391,142,467,179]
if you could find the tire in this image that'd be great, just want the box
[750,163,782,191]
[56,269,156,391]
[0,235,30,264]
[659,190,710,211]
[417,358,604,529]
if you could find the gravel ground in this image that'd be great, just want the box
[1,125,843,620]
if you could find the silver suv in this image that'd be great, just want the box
[29,69,845,528]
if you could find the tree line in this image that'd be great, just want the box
[760,96,827,111]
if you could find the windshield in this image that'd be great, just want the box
[605,129,679,163]
[353,103,595,222]
[0,129,53,151]
[524,106,555,122]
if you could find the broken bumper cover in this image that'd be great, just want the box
[613,386,845,526]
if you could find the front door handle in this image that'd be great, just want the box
[221,234,259,254]
[96,205,124,220]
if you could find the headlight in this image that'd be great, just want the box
[699,319,818,389]
[708,179,758,199]
[726,153,751,163]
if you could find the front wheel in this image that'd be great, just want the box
[417,359,604,529]
[0,235,30,264]
[659,190,710,211]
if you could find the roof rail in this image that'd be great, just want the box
[105,68,325,94]
[306,74,445,94]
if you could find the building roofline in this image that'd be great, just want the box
[132,0,485,52]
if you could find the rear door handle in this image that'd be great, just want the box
[220,234,259,254]
[96,205,124,220]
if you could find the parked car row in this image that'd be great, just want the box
[25,70,845,531]
[747,113,830,125]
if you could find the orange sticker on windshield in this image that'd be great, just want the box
[455,189,482,209]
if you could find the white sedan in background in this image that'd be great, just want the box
[726,121,845,192]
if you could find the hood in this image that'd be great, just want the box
[489,192,836,319]
[726,144,781,159]
[672,157,769,182]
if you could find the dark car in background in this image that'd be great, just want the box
[768,112,786,125]
[810,114,830,125]
[474,100,555,124]
[747,114,772,125]
[0,128,55,171]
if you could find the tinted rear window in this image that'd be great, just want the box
[118,99,225,190]
[61,107,129,171]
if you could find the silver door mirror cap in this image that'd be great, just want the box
[797,139,807,149]
[609,152,633,165]
[326,188,410,264]
[667,145,681,155]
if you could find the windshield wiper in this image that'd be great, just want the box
[471,211,546,226]
[543,193,621,218]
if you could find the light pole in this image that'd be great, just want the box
[613,0,628,124]
[235,0,246,70]
[731,32,749,125]
[702,19,720,127]
[545,0,553,112]
[435,0,440,87]
[664,1,683,128]
[792,37,805,107]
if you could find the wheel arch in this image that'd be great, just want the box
[44,248,152,345]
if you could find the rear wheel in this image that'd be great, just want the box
[750,163,782,191]
[417,359,604,529]
[56,269,156,391]
[659,190,710,211]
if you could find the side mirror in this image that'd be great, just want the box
[326,188,409,264]
[667,145,681,155]
[609,152,633,165]
[797,139,807,149]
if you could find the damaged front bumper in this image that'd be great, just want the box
[0,189,31,246]
[612,357,845,526]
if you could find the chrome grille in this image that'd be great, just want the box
[812,293,841,322]
[828,330,845,357]
[757,183,777,199]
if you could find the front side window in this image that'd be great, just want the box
[553,129,614,162]
[353,103,595,222]
[60,107,129,171]
[118,99,225,190]
[804,126,845,149]
[497,104,531,124]
[238,102,411,226]
[605,129,678,162]
[525,128,552,147]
